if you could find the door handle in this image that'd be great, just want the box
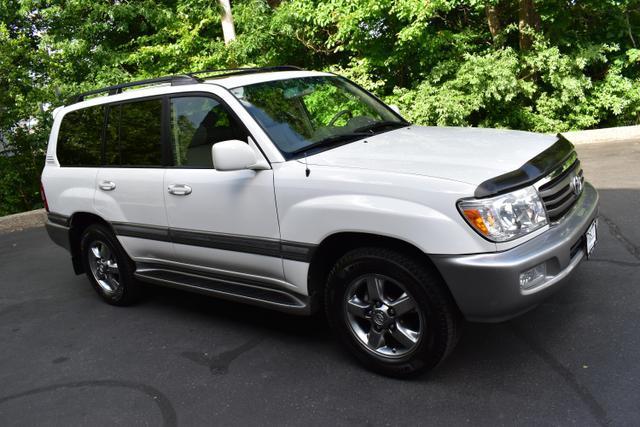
[168,184,192,196]
[99,181,116,191]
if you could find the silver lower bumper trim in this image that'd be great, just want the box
[431,182,599,322]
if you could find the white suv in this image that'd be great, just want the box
[42,67,599,376]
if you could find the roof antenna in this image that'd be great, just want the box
[304,152,311,177]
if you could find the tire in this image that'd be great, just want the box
[325,247,461,378]
[80,224,142,306]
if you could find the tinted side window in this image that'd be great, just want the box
[170,96,248,168]
[104,104,121,166]
[113,99,163,167]
[57,106,104,166]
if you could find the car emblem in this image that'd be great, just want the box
[570,175,584,196]
[373,311,386,326]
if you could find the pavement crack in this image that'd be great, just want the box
[182,337,262,375]
[600,214,640,261]
[0,380,177,427]
[510,324,610,427]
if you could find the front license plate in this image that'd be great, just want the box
[586,218,598,257]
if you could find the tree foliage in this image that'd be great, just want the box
[1,0,639,214]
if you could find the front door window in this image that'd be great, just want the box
[170,96,248,168]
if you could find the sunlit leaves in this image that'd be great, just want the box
[1,0,639,214]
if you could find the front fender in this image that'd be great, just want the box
[274,163,496,255]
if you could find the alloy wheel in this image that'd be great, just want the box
[88,240,121,296]
[344,273,424,359]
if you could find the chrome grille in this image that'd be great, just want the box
[537,159,584,222]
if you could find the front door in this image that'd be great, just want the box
[162,95,283,281]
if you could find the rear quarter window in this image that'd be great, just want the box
[56,106,105,166]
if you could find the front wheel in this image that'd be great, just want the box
[325,247,461,377]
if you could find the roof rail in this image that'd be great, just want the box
[72,74,202,104]
[188,65,303,80]
[69,66,303,105]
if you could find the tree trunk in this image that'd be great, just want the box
[486,5,501,39]
[219,0,236,44]
[519,0,540,51]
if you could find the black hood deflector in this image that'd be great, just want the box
[474,134,575,198]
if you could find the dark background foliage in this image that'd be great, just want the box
[1,0,639,215]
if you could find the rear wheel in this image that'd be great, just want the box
[325,247,461,377]
[80,224,141,306]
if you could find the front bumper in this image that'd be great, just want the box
[432,182,599,322]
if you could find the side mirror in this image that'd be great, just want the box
[389,105,401,115]
[211,140,269,171]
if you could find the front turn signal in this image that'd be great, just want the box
[462,209,489,236]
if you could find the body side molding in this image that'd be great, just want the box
[112,221,316,262]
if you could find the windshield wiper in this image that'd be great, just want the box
[289,120,409,156]
[353,120,408,134]
[290,132,370,155]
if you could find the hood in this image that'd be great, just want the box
[304,126,558,186]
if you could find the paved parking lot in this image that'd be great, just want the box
[1,140,639,426]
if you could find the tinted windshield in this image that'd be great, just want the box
[230,76,406,157]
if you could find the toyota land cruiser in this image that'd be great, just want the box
[41,66,599,377]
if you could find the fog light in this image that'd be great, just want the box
[519,263,547,291]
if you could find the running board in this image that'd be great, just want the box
[134,265,310,315]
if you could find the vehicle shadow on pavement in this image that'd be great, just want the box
[143,285,330,341]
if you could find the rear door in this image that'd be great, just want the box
[162,94,284,281]
[94,97,173,262]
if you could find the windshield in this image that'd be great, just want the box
[230,76,407,157]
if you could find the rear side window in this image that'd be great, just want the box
[57,106,104,166]
[105,99,163,167]
[104,105,121,166]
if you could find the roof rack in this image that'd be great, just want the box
[69,66,304,105]
[72,74,202,103]
[188,65,303,80]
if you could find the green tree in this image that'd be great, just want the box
[1,0,639,215]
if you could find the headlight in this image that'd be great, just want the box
[458,186,548,242]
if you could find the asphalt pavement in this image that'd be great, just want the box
[1,140,639,426]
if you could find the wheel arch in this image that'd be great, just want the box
[307,232,452,312]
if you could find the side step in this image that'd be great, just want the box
[134,265,310,315]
